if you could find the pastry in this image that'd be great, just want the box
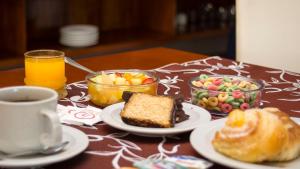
[212,107,300,162]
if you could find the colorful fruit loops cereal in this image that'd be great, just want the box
[190,74,262,113]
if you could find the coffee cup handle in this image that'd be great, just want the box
[40,109,62,148]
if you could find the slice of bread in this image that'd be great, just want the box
[120,93,175,128]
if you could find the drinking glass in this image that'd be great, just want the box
[24,49,67,98]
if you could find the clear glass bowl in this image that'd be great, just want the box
[189,75,264,113]
[86,69,159,107]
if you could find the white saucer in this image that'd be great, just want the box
[60,24,98,35]
[190,117,300,169]
[0,125,89,168]
[102,102,211,137]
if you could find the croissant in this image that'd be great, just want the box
[212,107,300,163]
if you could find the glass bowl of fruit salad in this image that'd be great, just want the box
[189,74,264,114]
[86,69,159,107]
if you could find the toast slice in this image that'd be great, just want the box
[120,93,175,128]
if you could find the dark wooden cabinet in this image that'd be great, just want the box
[0,0,175,57]
[0,0,234,69]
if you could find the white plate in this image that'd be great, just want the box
[60,33,99,41]
[102,102,211,137]
[59,39,98,47]
[60,24,98,35]
[190,117,300,169]
[0,125,89,168]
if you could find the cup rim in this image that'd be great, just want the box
[0,86,58,105]
[24,49,65,58]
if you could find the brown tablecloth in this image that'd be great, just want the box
[53,56,300,169]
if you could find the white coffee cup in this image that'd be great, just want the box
[0,86,62,154]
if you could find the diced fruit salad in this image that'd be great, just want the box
[190,74,262,113]
[87,72,157,107]
[90,72,155,85]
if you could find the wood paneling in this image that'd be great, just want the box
[26,0,65,41]
[140,0,176,34]
[0,0,26,55]
[99,0,140,31]
[66,0,100,26]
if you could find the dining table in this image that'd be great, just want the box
[0,47,300,169]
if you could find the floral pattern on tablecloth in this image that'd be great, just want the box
[57,56,300,169]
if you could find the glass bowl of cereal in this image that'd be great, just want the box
[86,69,159,107]
[189,74,264,114]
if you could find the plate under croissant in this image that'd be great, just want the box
[190,118,300,169]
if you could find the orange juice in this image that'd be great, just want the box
[24,50,67,98]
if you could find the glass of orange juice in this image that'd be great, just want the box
[24,50,67,98]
